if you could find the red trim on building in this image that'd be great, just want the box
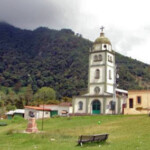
[24,106,51,111]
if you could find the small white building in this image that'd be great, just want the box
[6,109,25,119]
[72,29,128,115]
[40,102,72,117]
[24,106,51,119]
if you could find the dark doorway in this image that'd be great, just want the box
[129,99,133,108]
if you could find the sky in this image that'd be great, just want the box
[0,0,150,64]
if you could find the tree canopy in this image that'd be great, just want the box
[0,22,150,102]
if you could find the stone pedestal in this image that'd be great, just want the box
[26,118,38,133]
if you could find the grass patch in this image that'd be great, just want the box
[0,115,150,150]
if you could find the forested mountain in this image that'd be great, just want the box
[0,22,150,99]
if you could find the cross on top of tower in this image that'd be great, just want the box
[100,26,104,33]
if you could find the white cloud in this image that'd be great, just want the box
[0,0,150,64]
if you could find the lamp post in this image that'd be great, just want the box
[113,64,119,114]
[113,65,117,114]
[41,92,46,130]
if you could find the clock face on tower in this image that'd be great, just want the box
[94,87,100,94]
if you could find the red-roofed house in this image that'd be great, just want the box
[24,106,51,119]
[39,102,72,117]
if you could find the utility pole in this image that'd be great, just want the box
[113,65,117,114]
[41,93,45,130]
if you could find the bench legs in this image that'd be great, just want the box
[80,142,83,146]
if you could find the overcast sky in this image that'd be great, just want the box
[0,0,150,64]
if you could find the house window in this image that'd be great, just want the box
[94,55,98,62]
[137,96,141,104]
[45,111,49,114]
[129,98,133,108]
[95,69,100,79]
[109,70,112,80]
[78,101,83,110]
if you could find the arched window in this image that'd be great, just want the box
[109,70,112,80]
[108,55,109,61]
[109,101,116,110]
[95,69,100,79]
[94,55,98,62]
[110,56,112,62]
[108,55,113,63]
[78,101,83,110]
[98,55,102,61]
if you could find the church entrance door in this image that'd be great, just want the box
[92,100,101,114]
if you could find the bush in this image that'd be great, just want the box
[11,115,24,123]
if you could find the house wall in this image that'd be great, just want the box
[124,90,150,114]
[40,105,72,116]
[24,108,50,119]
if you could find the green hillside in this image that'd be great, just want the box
[0,22,150,99]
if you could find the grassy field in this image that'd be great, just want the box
[0,115,150,150]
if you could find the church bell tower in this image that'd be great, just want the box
[88,27,115,95]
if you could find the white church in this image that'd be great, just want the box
[72,28,128,115]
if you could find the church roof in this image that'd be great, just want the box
[94,32,111,45]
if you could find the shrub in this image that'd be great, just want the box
[11,115,24,123]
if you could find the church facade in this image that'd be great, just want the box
[72,29,128,115]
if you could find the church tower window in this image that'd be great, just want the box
[110,56,112,62]
[109,70,112,80]
[98,54,102,61]
[78,101,83,110]
[108,55,112,63]
[104,44,107,49]
[95,69,100,79]
[94,55,98,62]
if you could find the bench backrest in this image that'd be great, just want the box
[93,134,108,141]
[79,135,93,141]
[79,134,108,142]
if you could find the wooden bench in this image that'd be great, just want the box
[78,134,109,146]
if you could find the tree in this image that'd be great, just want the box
[34,87,56,102]
[13,82,22,93]
[61,96,72,102]
[0,91,6,117]
[25,84,33,105]
[6,91,18,106]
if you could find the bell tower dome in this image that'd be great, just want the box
[93,27,112,52]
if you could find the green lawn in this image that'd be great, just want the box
[0,115,150,150]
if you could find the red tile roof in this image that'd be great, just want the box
[59,102,72,107]
[24,106,51,111]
